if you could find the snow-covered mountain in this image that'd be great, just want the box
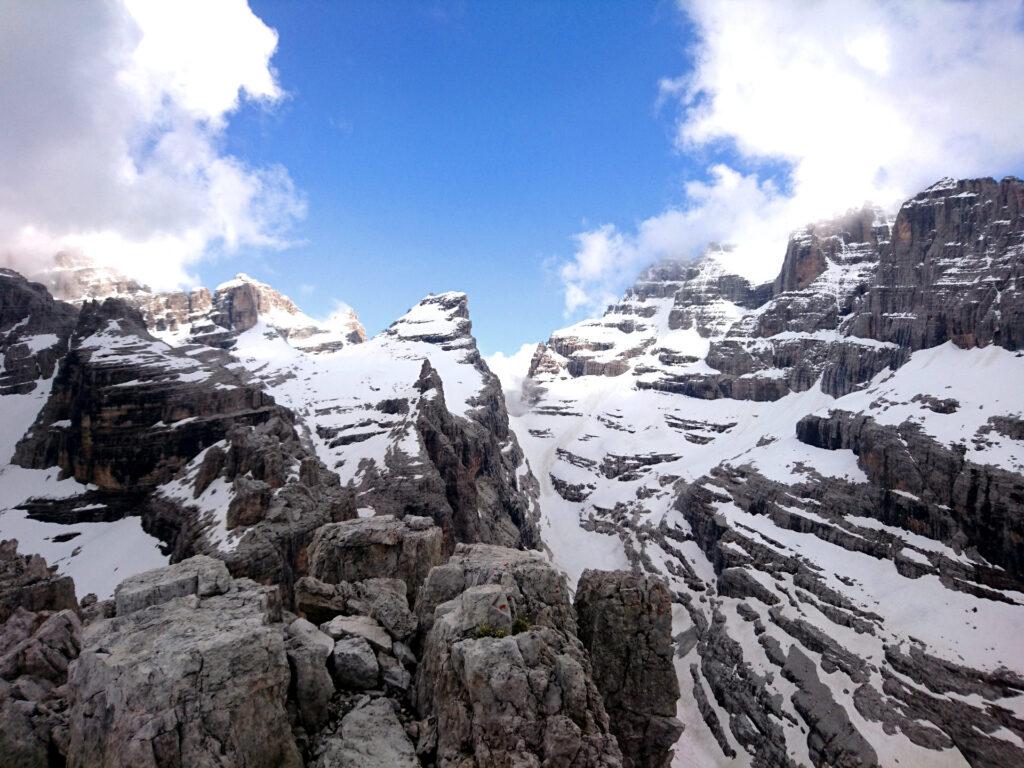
[1,176,1022,768]
[512,177,1024,767]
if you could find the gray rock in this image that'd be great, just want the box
[308,515,445,602]
[575,570,683,768]
[313,697,418,768]
[286,617,335,733]
[0,540,77,623]
[348,578,418,640]
[322,614,393,652]
[415,545,623,767]
[414,543,575,635]
[113,554,231,615]
[331,636,379,691]
[66,578,300,768]
[783,645,878,768]
[0,608,80,683]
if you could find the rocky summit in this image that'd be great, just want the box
[0,176,1023,768]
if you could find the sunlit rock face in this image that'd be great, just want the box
[513,177,1024,767]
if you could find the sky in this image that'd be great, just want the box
[3,1,1024,355]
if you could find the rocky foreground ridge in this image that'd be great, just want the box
[0,176,1023,767]
[0,523,681,767]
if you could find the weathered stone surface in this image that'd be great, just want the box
[0,608,81,683]
[415,544,623,767]
[285,617,335,733]
[0,542,83,768]
[849,177,1024,352]
[798,410,1024,578]
[783,645,878,768]
[330,636,380,691]
[355,355,542,554]
[295,575,356,624]
[312,697,418,768]
[322,614,393,652]
[414,543,576,636]
[13,297,280,490]
[575,570,683,768]
[0,539,77,623]
[66,576,300,768]
[113,554,231,615]
[308,515,445,602]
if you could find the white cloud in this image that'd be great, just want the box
[486,342,539,416]
[0,0,303,289]
[561,0,1024,314]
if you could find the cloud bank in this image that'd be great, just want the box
[561,0,1024,315]
[0,0,303,289]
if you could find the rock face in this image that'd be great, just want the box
[512,178,1024,766]
[13,298,279,490]
[414,544,623,767]
[0,539,77,622]
[848,177,1024,351]
[798,409,1024,578]
[312,698,418,768]
[66,568,300,768]
[111,554,233,615]
[0,543,81,768]
[0,269,77,396]
[574,570,683,768]
[307,515,445,602]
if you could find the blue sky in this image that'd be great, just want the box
[6,1,1024,357]
[210,1,695,354]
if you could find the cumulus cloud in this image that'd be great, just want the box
[486,342,539,416]
[561,0,1024,314]
[0,0,304,289]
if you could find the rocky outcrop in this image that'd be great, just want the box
[409,360,539,551]
[0,539,77,623]
[191,273,366,350]
[296,575,418,639]
[312,697,418,768]
[0,543,82,768]
[66,566,301,768]
[147,414,355,591]
[798,410,1024,579]
[307,515,445,603]
[414,545,623,767]
[111,554,232,615]
[574,570,683,768]
[0,269,77,396]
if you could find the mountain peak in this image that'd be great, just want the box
[385,291,472,347]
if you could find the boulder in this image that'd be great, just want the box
[322,614,393,653]
[298,576,417,640]
[313,697,418,768]
[307,515,444,601]
[285,617,335,733]
[66,577,300,768]
[113,554,231,615]
[330,636,380,691]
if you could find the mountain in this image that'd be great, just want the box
[0,176,1022,768]
[513,176,1024,767]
